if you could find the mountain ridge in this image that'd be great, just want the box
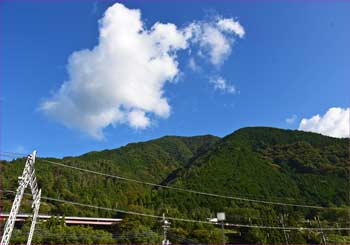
[1,126,349,244]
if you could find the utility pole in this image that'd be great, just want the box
[280,214,289,245]
[316,216,327,245]
[1,151,41,245]
[217,212,226,245]
[161,213,170,245]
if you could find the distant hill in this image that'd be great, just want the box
[1,127,349,244]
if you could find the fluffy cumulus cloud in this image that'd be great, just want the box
[298,107,350,138]
[40,3,244,139]
[210,77,236,94]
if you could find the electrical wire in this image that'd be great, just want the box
[38,158,345,210]
[0,151,327,203]
[1,151,344,210]
[1,150,348,215]
[2,190,349,231]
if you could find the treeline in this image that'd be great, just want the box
[1,127,349,244]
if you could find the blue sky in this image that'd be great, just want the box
[1,1,349,158]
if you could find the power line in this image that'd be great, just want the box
[38,158,344,210]
[2,190,349,231]
[0,151,325,203]
[1,151,347,210]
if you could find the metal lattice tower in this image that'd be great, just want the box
[161,213,171,245]
[1,151,41,245]
[280,213,289,245]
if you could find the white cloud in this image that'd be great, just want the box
[210,77,236,94]
[40,3,245,139]
[128,110,150,129]
[298,107,350,138]
[40,3,190,139]
[286,114,297,125]
[216,18,245,38]
[190,18,245,65]
[200,24,231,65]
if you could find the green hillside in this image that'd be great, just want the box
[1,127,349,244]
[164,127,348,206]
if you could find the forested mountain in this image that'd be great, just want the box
[1,127,349,244]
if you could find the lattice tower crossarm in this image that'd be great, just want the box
[0,151,42,245]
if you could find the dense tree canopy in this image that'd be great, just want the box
[1,127,349,244]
